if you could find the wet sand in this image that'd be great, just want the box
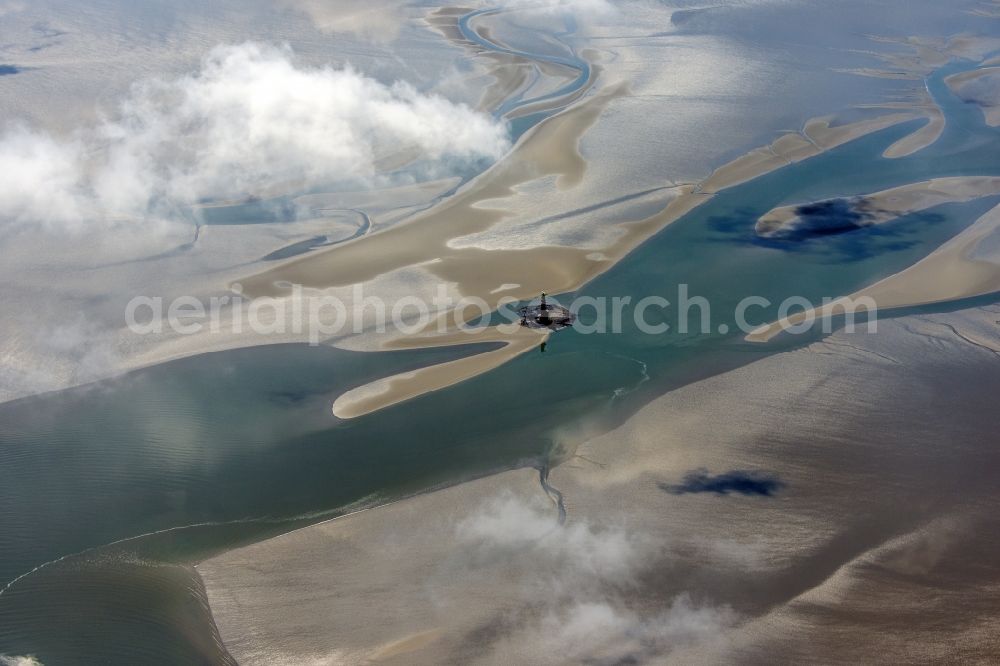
[201,304,1000,664]
[236,84,625,301]
[200,468,550,665]
[12,1,1000,661]
[26,9,965,414]
[476,53,532,112]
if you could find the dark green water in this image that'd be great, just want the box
[1,61,999,663]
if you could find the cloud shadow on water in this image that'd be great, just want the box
[707,205,934,262]
[659,468,784,497]
[771,198,872,239]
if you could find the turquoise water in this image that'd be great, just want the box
[1,56,999,665]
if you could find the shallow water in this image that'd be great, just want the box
[1,39,999,666]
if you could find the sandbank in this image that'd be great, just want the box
[748,200,1000,342]
[698,113,918,194]
[945,66,1000,126]
[756,176,1000,236]
[332,326,546,419]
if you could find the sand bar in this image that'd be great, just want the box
[748,199,1000,342]
[945,66,1000,127]
[880,92,945,158]
[332,326,546,419]
[699,113,918,194]
[756,176,1000,237]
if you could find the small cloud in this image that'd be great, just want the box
[451,493,739,662]
[0,65,22,76]
[660,469,784,497]
[0,656,44,666]
[490,595,738,663]
[455,491,647,583]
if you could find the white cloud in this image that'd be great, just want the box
[526,596,737,663]
[453,493,738,662]
[0,656,44,666]
[0,127,88,230]
[456,491,647,583]
[45,315,122,383]
[0,42,510,234]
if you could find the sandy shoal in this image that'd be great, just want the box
[476,53,533,112]
[756,175,1000,236]
[332,326,546,419]
[332,108,928,417]
[425,6,584,117]
[879,94,945,158]
[748,200,1000,342]
[945,66,1000,127]
[423,6,476,46]
[698,113,919,194]
[237,83,626,301]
